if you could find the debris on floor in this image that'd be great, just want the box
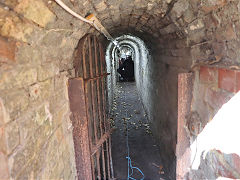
[111,82,165,179]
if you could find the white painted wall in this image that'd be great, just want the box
[106,35,152,121]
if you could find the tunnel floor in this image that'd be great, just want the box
[111,82,166,180]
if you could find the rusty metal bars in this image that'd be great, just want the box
[68,78,93,180]
[71,35,113,180]
[94,36,107,180]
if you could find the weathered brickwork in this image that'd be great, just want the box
[148,2,240,178]
[0,0,91,179]
[183,66,240,179]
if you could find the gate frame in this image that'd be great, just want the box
[68,34,114,180]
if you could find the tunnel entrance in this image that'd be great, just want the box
[68,33,177,179]
[67,32,240,180]
[105,35,176,179]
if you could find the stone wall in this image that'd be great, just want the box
[150,38,192,176]
[1,0,240,179]
[178,66,240,179]
[0,0,95,179]
[149,1,240,177]
[0,36,78,179]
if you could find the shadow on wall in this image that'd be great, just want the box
[188,91,240,179]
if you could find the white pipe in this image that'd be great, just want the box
[55,0,119,47]
[55,0,106,34]
[55,0,92,24]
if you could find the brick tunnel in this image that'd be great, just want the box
[0,0,240,179]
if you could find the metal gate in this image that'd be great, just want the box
[68,34,114,180]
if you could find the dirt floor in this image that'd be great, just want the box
[111,82,168,180]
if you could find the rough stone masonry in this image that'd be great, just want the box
[0,0,240,179]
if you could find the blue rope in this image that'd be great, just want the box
[126,157,145,180]
[124,91,144,180]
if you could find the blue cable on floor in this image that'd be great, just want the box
[124,91,144,180]
[126,157,145,180]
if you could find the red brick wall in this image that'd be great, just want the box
[200,66,240,93]
[182,66,240,179]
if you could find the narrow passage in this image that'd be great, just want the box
[111,82,165,180]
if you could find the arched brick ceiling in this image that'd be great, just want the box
[47,0,236,51]
[50,0,224,39]
[1,0,240,67]
[0,0,234,42]
[48,0,185,38]
[88,0,239,67]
